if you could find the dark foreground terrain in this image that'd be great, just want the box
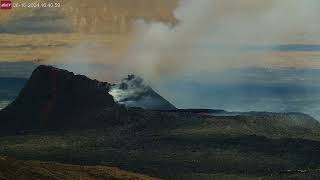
[0,156,160,180]
[1,66,320,179]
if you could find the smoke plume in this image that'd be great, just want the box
[54,0,320,117]
[124,0,320,80]
[55,0,320,81]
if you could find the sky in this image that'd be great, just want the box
[121,0,320,79]
[1,0,320,73]
[53,0,320,83]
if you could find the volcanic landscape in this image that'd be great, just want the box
[0,65,320,179]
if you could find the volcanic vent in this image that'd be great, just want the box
[110,74,176,110]
[0,66,176,133]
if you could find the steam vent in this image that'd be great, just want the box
[110,74,176,110]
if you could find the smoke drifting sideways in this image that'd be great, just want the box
[124,0,320,79]
[56,0,320,82]
[120,0,320,118]
[55,0,320,117]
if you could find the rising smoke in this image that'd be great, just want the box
[120,0,320,117]
[109,74,176,110]
[124,0,320,80]
[56,0,320,81]
[54,0,320,117]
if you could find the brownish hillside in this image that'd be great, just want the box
[0,156,161,180]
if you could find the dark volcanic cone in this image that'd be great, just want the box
[0,65,116,132]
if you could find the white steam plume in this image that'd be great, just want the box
[124,0,320,80]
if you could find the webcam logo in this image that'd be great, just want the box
[0,1,12,9]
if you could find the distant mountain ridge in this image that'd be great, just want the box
[0,77,27,109]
